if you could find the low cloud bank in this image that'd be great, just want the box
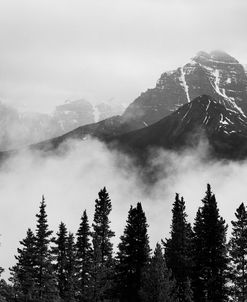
[0,137,246,278]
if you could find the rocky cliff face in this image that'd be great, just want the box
[122,50,247,125]
[116,94,247,159]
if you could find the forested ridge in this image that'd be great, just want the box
[0,185,246,302]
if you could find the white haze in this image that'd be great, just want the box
[0,0,247,112]
[1,137,247,279]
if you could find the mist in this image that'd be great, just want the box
[0,136,247,279]
[1,0,247,112]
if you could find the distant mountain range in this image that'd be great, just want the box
[0,99,124,150]
[25,50,247,161]
[2,49,247,164]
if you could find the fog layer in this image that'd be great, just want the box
[0,138,246,278]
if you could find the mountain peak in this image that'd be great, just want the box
[122,49,247,128]
[193,50,239,64]
[209,50,239,63]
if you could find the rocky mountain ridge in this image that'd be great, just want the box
[3,50,247,161]
[0,99,124,150]
[122,50,247,126]
[30,95,247,161]
[116,94,247,159]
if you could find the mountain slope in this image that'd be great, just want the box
[0,99,125,150]
[29,95,247,161]
[30,115,143,153]
[115,95,247,159]
[27,50,247,152]
[3,50,247,160]
[122,50,247,126]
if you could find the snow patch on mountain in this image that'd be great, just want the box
[180,66,191,102]
[210,69,247,117]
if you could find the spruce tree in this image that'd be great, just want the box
[91,187,115,301]
[0,276,13,302]
[140,242,177,302]
[65,232,77,302]
[90,236,104,302]
[192,184,228,302]
[228,203,247,302]
[10,228,36,301]
[191,207,205,301]
[92,187,115,263]
[164,194,193,302]
[52,221,69,300]
[75,210,92,302]
[34,195,57,301]
[116,202,150,302]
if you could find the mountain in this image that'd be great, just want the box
[115,95,247,159]
[26,50,247,153]
[0,99,125,150]
[30,115,143,153]
[3,50,247,162]
[29,94,247,163]
[122,50,247,126]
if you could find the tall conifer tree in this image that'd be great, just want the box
[228,203,247,301]
[11,228,36,301]
[52,221,69,300]
[116,202,150,302]
[192,184,228,302]
[92,187,115,263]
[34,195,57,301]
[76,210,92,301]
[91,187,115,301]
[65,232,77,302]
[140,243,177,302]
[164,194,193,302]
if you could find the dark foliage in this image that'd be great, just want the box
[164,194,193,302]
[75,210,92,302]
[10,228,36,301]
[116,202,150,302]
[228,203,247,301]
[2,184,243,302]
[91,187,115,301]
[34,196,57,301]
[140,242,177,302]
[192,184,228,302]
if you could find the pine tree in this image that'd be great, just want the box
[90,236,104,302]
[192,184,228,302]
[52,221,69,301]
[64,232,77,302]
[116,202,150,302]
[10,228,36,301]
[164,194,193,302]
[228,203,247,302]
[91,187,115,301]
[140,243,177,302]
[0,275,13,302]
[92,187,115,263]
[191,208,205,301]
[34,195,57,301]
[75,210,92,302]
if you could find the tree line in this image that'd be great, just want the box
[0,184,247,301]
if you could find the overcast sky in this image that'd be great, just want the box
[0,0,247,112]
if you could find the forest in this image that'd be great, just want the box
[0,184,246,302]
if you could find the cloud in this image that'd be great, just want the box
[0,0,247,111]
[0,136,247,280]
